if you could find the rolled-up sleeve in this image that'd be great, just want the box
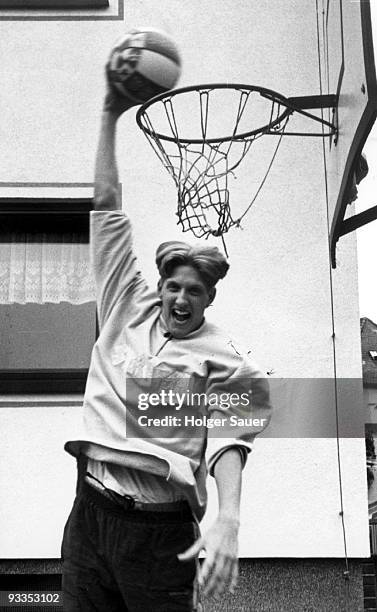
[205,362,272,476]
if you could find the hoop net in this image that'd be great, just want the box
[136,84,292,241]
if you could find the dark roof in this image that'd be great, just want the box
[361,317,377,386]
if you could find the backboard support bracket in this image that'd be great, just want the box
[282,94,338,139]
[287,94,338,109]
[338,205,377,239]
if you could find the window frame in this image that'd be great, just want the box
[0,0,109,8]
[0,197,96,394]
[0,197,91,236]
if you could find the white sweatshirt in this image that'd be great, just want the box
[65,211,271,519]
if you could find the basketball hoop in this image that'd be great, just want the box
[136,83,337,245]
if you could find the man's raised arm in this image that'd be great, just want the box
[93,79,136,211]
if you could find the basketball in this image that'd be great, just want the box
[107,28,182,104]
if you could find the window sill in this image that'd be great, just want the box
[0,0,108,7]
[0,370,88,395]
[0,395,84,407]
[0,0,121,18]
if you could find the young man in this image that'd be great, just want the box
[62,76,271,612]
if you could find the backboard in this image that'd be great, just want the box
[318,0,377,266]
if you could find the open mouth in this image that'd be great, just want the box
[171,308,191,323]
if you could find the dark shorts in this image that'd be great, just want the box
[61,480,200,612]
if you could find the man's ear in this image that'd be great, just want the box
[207,287,216,306]
[157,278,163,297]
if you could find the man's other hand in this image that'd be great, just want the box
[177,515,239,600]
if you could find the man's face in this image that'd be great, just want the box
[159,265,215,338]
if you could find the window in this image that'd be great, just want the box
[0,198,96,394]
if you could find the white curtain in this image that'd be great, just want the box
[0,233,95,304]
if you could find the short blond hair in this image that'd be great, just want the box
[156,241,229,289]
